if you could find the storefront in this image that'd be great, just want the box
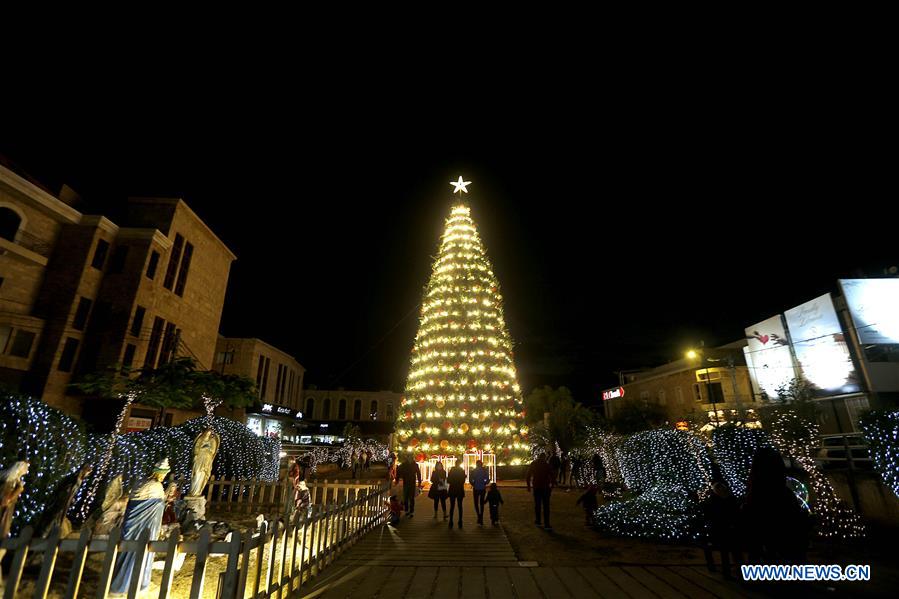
[245,402,304,442]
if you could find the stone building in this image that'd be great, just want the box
[605,341,759,430]
[0,163,235,427]
[214,336,305,436]
[299,388,401,443]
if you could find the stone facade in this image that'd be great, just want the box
[0,164,235,424]
[606,344,758,429]
[302,388,402,424]
[215,336,305,411]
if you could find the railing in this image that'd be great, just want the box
[1,480,389,599]
[195,477,384,515]
[812,433,872,471]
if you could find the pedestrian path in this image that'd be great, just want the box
[296,501,802,599]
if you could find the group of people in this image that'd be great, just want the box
[700,446,812,578]
[389,456,504,528]
[349,448,372,477]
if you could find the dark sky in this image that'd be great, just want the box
[1,89,891,402]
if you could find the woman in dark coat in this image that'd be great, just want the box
[447,459,466,529]
[429,462,448,519]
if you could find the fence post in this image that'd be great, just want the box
[95,526,121,599]
[298,514,310,588]
[265,518,280,595]
[63,526,92,599]
[252,521,268,598]
[34,525,61,599]
[219,529,242,599]
[126,527,153,599]
[235,527,254,599]
[2,525,33,599]
[189,525,212,599]
[158,527,181,599]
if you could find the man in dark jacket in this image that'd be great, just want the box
[526,452,554,530]
[470,460,490,525]
[394,454,422,516]
[447,459,467,529]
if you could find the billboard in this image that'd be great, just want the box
[744,314,796,400]
[839,278,899,345]
[784,293,860,396]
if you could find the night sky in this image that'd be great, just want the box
[2,96,891,402]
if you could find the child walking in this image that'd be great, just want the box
[386,494,403,526]
[485,482,504,525]
[576,484,599,526]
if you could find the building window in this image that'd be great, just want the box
[215,350,234,365]
[9,330,36,358]
[144,317,165,367]
[658,389,667,405]
[0,208,22,241]
[73,297,93,331]
[122,343,137,371]
[639,390,650,401]
[91,239,110,270]
[130,306,146,337]
[387,402,394,420]
[256,355,266,394]
[108,245,129,274]
[306,397,315,418]
[693,383,704,402]
[275,364,284,401]
[159,322,177,364]
[163,234,184,290]
[146,250,160,280]
[174,241,193,296]
[58,337,80,372]
[0,325,12,354]
[370,400,378,420]
[675,387,684,404]
[338,399,347,420]
[260,357,271,399]
[353,400,361,420]
[322,398,331,419]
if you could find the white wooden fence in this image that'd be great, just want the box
[1,480,388,599]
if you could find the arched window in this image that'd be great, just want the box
[353,399,361,420]
[370,400,378,420]
[386,402,394,420]
[338,399,347,419]
[322,398,331,419]
[0,207,22,242]
[306,397,315,419]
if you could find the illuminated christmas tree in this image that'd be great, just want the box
[396,177,529,472]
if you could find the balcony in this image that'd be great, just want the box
[0,229,51,266]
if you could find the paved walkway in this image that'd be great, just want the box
[297,500,790,599]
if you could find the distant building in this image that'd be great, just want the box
[0,163,235,428]
[299,388,401,444]
[605,342,758,431]
[214,336,305,436]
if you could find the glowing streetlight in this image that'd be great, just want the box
[686,350,698,360]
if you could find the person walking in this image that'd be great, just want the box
[447,458,466,529]
[576,484,599,526]
[351,449,359,478]
[485,482,504,525]
[560,453,571,488]
[394,454,422,517]
[363,449,371,472]
[470,460,490,525]
[549,452,561,486]
[429,461,449,519]
[387,452,398,482]
[526,451,554,530]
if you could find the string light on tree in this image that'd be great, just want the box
[397,179,529,469]
[861,410,899,500]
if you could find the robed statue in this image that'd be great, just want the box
[0,461,28,567]
[109,458,170,594]
[189,429,220,497]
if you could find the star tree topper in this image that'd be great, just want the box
[450,176,471,194]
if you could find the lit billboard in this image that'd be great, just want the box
[784,293,860,396]
[744,314,796,400]
[839,279,899,345]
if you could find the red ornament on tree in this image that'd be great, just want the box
[415,452,426,462]
[409,437,420,447]
[404,410,413,420]
[442,420,452,430]
[467,439,478,449]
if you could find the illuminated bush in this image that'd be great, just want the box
[594,483,702,541]
[619,429,711,493]
[860,410,899,500]
[0,393,88,534]
[711,426,771,497]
